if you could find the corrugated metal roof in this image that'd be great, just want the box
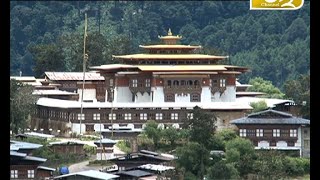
[45,72,104,81]
[112,54,227,60]
[10,76,37,81]
[230,109,310,125]
[37,166,56,171]
[235,97,295,108]
[24,156,47,162]
[230,117,310,125]
[117,170,153,177]
[94,138,117,145]
[24,132,55,138]
[54,170,119,180]
[248,109,292,117]
[10,151,27,157]
[49,140,87,146]
[138,164,175,172]
[10,152,47,163]
[10,140,43,150]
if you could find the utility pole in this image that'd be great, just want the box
[80,12,88,136]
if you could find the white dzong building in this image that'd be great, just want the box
[32,29,253,135]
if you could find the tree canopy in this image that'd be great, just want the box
[10,79,38,133]
[10,1,309,91]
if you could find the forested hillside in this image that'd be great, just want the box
[10,1,310,90]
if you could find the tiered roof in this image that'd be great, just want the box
[92,29,249,75]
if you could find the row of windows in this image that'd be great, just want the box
[37,107,197,118]
[130,79,151,88]
[165,93,201,102]
[76,112,194,121]
[166,80,200,87]
[149,50,191,54]
[211,79,226,88]
[239,129,297,137]
[105,78,227,89]
[10,170,34,179]
[253,141,296,147]
[136,60,218,65]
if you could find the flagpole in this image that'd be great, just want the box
[80,13,88,136]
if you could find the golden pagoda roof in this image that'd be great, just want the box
[90,64,139,71]
[139,45,201,49]
[112,54,227,60]
[89,64,249,74]
[158,28,182,39]
[136,65,227,71]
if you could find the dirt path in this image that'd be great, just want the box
[68,156,102,173]
[67,143,126,173]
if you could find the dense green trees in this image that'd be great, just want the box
[247,77,285,98]
[10,1,309,94]
[183,106,217,149]
[250,100,268,113]
[283,74,310,118]
[10,79,38,133]
[139,112,309,179]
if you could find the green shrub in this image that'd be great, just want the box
[83,144,96,155]
[116,140,131,153]
[283,157,306,177]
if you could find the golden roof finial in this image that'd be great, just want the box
[168,28,172,36]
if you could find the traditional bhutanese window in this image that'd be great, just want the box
[173,80,179,86]
[145,79,151,87]
[171,113,178,120]
[187,80,193,86]
[109,79,114,86]
[124,113,132,120]
[240,129,247,137]
[194,80,200,86]
[290,129,297,137]
[211,79,218,87]
[270,141,276,146]
[93,113,100,121]
[220,79,226,87]
[156,113,163,120]
[247,129,255,136]
[281,129,289,137]
[181,80,186,86]
[256,129,263,137]
[273,129,280,137]
[165,94,175,102]
[140,113,148,120]
[11,170,18,178]
[108,113,116,120]
[27,170,35,178]
[167,80,172,87]
[132,79,138,87]
[287,141,295,147]
[190,93,201,102]
[77,113,85,121]
[187,113,193,119]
